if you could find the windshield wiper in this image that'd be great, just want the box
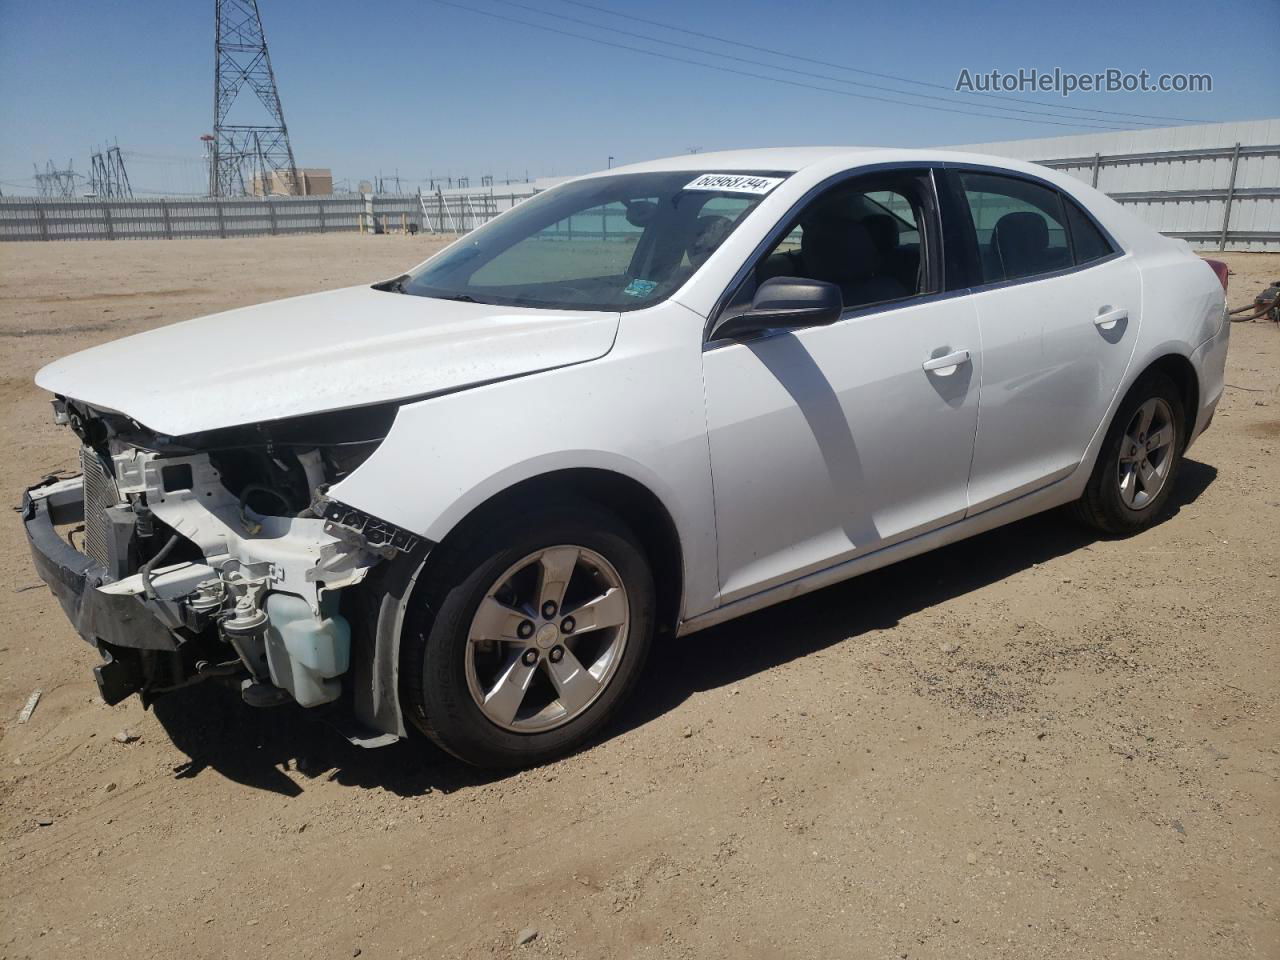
[386,283,484,304]
[373,274,410,294]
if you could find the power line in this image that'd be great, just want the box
[426,0,1137,130]
[554,0,1210,125]
[122,149,209,163]
[488,0,1148,128]
[128,186,212,197]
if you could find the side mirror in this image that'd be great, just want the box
[711,277,843,341]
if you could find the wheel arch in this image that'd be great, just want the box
[1071,346,1201,504]
[347,467,687,741]
[1141,352,1200,447]
[1069,349,1199,534]
[424,468,685,637]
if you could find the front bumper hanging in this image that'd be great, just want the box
[22,476,184,703]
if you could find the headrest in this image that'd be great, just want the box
[861,214,900,252]
[801,217,879,283]
[687,215,731,268]
[624,200,658,227]
[992,211,1049,254]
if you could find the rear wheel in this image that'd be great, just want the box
[1073,370,1186,535]
[402,502,654,768]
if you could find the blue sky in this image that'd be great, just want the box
[1,0,1276,194]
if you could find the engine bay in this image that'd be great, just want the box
[31,397,418,711]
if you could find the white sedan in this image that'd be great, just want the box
[24,147,1230,767]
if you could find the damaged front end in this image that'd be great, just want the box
[21,398,418,719]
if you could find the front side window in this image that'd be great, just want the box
[398,172,782,311]
[958,172,1072,283]
[752,173,933,310]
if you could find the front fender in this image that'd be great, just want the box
[328,304,719,618]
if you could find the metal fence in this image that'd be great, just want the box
[0,190,548,242]
[0,194,425,241]
[3,142,1277,249]
[411,190,543,234]
[1040,143,1280,251]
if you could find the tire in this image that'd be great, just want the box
[402,501,655,768]
[1073,370,1186,535]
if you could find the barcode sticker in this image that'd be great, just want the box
[683,174,785,196]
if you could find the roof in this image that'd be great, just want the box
[601,146,878,176]
[594,145,1072,178]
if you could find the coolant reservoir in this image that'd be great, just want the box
[263,593,351,707]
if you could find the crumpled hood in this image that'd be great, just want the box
[36,285,620,435]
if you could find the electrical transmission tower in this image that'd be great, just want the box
[375,170,403,194]
[211,0,299,197]
[33,160,79,198]
[89,144,133,198]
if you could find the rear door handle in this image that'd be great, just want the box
[1094,308,1128,330]
[921,349,971,375]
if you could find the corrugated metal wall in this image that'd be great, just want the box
[947,119,1280,251]
[0,194,422,241]
[4,121,1277,249]
[0,191,550,242]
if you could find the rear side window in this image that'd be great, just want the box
[958,172,1071,283]
[1063,198,1116,264]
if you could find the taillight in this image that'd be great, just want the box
[1203,258,1230,292]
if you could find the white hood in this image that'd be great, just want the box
[35,285,620,436]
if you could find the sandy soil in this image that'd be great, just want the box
[1,235,1277,959]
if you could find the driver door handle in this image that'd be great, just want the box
[921,349,971,375]
[1094,307,1128,330]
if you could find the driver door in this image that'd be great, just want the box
[702,169,982,603]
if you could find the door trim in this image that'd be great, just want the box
[701,285,975,353]
[677,465,1081,637]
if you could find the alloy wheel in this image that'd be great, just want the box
[1117,397,1175,510]
[464,545,630,733]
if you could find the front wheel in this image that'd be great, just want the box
[1073,370,1186,535]
[402,502,654,768]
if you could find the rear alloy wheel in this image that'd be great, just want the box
[404,502,654,768]
[1073,371,1186,535]
[1115,397,1177,511]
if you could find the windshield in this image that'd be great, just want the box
[398,171,788,312]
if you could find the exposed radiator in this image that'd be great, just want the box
[80,445,120,570]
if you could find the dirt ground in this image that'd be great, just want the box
[1,235,1277,960]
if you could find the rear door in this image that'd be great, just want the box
[940,169,1141,513]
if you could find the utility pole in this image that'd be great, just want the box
[212,0,299,197]
[201,134,216,195]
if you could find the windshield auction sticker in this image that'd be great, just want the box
[683,174,785,195]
